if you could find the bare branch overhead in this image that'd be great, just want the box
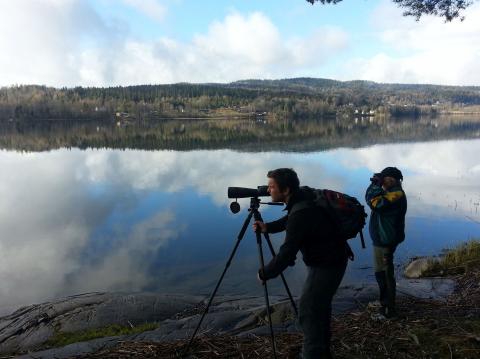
[306,0,474,21]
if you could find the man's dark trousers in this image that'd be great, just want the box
[374,245,397,312]
[298,259,347,359]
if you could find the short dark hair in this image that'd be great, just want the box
[267,168,300,192]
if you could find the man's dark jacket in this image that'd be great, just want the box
[260,187,350,280]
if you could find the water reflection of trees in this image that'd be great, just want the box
[0,116,479,152]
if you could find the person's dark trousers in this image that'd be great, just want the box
[374,245,397,315]
[384,251,396,313]
[374,271,387,306]
[298,260,347,359]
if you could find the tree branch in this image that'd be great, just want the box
[306,0,474,21]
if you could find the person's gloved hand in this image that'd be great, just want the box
[257,270,265,284]
[253,221,267,233]
[370,173,383,186]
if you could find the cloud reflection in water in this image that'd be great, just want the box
[0,139,479,314]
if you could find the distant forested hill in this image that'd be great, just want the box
[1,78,480,121]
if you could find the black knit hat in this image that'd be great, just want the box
[380,167,403,181]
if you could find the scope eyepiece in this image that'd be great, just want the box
[228,186,269,199]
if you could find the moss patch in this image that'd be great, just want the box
[45,322,159,348]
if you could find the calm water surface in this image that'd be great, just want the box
[0,122,479,314]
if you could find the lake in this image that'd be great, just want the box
[0,117,479,315]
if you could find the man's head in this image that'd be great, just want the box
[267,168,300,203]
[380,167,403,190]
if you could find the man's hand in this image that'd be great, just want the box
[252,221,267,233]
[257,271,265,285]
[370,174,383,186]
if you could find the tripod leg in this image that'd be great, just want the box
[253,210,298,317]
[255,229,278,359]
[186,211,254,351]
[262,232,298,317]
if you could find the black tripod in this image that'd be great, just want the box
[185,197,298,358]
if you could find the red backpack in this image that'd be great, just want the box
[290,187,367,249]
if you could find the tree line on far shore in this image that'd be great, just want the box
[1,78,480,121]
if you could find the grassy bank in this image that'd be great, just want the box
[423,240,480,276]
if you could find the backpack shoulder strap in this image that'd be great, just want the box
[289,188,327,216]
[290,199,314,216]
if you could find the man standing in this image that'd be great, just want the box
[365,167,407,318]
[253,168,350,359]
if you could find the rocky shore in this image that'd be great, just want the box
[0,271,459,359]
[2,240,479,359]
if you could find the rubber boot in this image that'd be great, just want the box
[374,271,387,307]
[385,273,397,318]
[384,254,398,318]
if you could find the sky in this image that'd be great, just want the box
[0,0,480,87]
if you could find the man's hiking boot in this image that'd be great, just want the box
[375,271,388,306]
[379,305,397,318]
[372,305,397,321]
[384,306,398,319]
[299,350,332,359]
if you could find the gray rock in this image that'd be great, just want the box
[0,292,204,355]
[397,278,455,299]
[404,258,433,278]
[4,277,457,358]
[17,336,121,359]
[14,295,297,359]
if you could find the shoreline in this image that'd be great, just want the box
[0,275,458,358]
[2,243,479,358]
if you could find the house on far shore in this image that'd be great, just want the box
[115,112,130,118]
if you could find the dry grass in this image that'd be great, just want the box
[75,270,480,359]
[423,240,480,276]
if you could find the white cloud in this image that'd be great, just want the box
[1,140,479,313]
[79,149,346,206]
[1,0,479,87]
[0,150,115,313]
[67,210,182,293]
[0,148,345,313]
[288,26,349,68]
[193,12,287,66]
[122,0,167,23]
[81,12,349,85]
[69,143,480,219]
[0,0,118,86]
[0,2,348,86]
[341,1,480,85]
[0,149,189,313]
